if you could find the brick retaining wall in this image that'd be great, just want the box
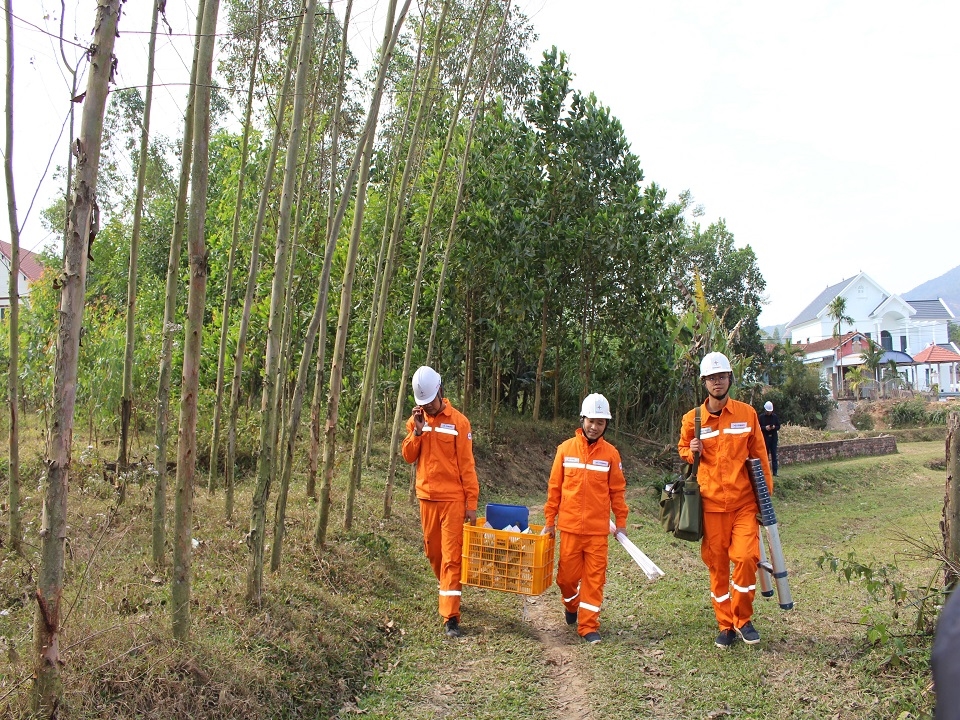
[777,435,898,466]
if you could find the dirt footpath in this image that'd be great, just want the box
[522,594,596,720]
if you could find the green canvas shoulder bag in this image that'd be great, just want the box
[659,406,704,542]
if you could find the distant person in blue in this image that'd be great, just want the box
[761,401,781,477]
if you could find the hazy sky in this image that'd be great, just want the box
[7,0,958,326]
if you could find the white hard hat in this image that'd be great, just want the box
[412,366,441,405]
[764,401,774,412]
[580,393,612,419]
[700,352,732,378]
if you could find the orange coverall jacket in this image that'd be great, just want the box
[401,400,479,511]
[677,398,773,512]
[544,429,628,535]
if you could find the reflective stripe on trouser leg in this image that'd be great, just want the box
[702,506,760,630]
[419,498,466,621]
[556,531,609,635]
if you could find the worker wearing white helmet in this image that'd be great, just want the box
[678,352,774,649]
[401,366,479,639]
[543,393,628,644]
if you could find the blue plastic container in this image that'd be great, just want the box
[486,503,529,531]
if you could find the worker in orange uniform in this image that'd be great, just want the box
[401,366,479,638]
[543,393,628,644]
[678,351,774,649]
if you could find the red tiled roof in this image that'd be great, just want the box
[912,344,960,364]
[0,241,45,282]
[795,332,863,354]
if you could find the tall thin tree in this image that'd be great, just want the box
[32,0,121,710]
[208,0,265,493]
[154,0,206,569]
[118,0,162,480]
[307,0,353,501]
[171,0,221,641]
[246,0,318,606]
[314,0,414,547]
[4,0,21,554]
[224,17,301,521]
[424,0,511,363]
[380,0,453,521]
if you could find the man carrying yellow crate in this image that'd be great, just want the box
[543,393,628,644]
[401,366,479,638]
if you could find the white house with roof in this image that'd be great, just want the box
[786,272,957,395]
[1,241,44,316]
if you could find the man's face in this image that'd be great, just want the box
[423,394,444,415]
[704,372,731,400]
[582,417,607,440]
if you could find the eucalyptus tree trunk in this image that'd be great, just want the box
[58,0,78,255]
[424,0,506,365]
[307,0,353,501]
[118,0,161,482]
[154,0,205,569]
[32,1,121,710]
[246,0,318,606]
[4,0,21,555]
[328,120,377,533]
[224,18,301,521]
[357,2,430,477]
[208,0,265,493]
[945,412,960,589]
[533,296,547,421]
[314,0,413,547]
[347,1,434,510]
[171,0,220,642]
[381,0,454,520]
[269,54,330,573]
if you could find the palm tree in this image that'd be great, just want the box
[846,366,867,400]
[861,339,886,397]
[827,296,854,398]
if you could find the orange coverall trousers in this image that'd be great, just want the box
[557,532,609,636]
[419,498,466,622]
[702,505,760,630]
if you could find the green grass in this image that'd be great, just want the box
[0,431,947,719]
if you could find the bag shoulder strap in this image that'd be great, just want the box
[691,406,701,477]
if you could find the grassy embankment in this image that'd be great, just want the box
[0,415,947,719]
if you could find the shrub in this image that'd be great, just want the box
[888,398,947,428]
[850,406,875,431]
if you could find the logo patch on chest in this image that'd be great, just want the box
[591,459,609,467]
[440,423,455,430]
[730,422,748,429]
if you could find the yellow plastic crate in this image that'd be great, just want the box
[461,519,555,596]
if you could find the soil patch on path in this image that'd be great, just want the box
[522,593,596,720]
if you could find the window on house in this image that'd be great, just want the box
[881,330,892,351]
[900,336,907,352]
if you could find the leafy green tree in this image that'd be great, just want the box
[762,353,833,429]
[682,218,766,366]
